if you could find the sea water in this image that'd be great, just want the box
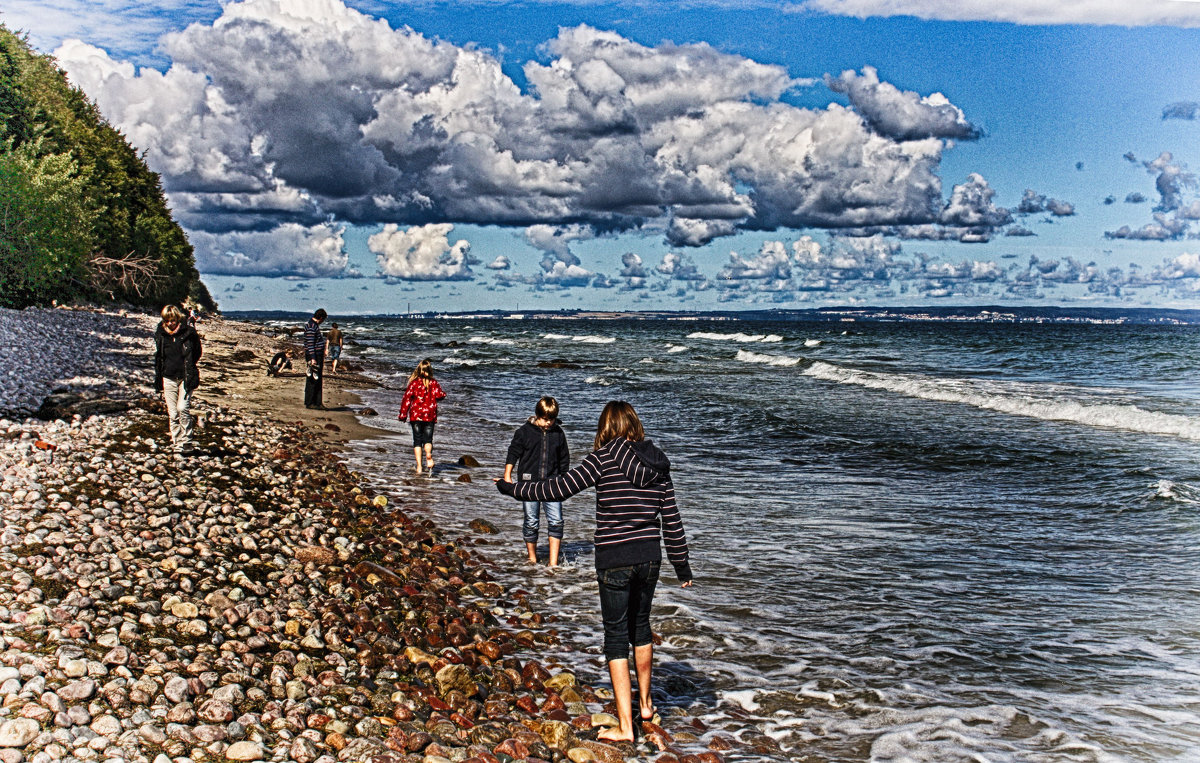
[287,317,1200,762]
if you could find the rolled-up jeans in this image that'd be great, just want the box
[162,377,193,451]
[597,561,660,662]
[522,501,563,543]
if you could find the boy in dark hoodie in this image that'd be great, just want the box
[502,396,570,566]
[497,400,692,742]
[153,304,203,455]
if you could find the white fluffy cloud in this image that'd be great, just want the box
[826,66,978,141]
[370,223,473,281]
[191,223,348,277]
[807,0,1200,27]
[938,173,1013,240]
[1106,152,1198,240]
[54,0,985,254]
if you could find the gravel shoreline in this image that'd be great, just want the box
[0,307,733,763]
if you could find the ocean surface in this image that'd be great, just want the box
[264,316,1200,762]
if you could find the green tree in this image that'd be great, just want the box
[0,141,95,307]
[0,24,216,311]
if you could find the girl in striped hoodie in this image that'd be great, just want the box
[497,400,692,742]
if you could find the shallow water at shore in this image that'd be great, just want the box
[310,316,1200,762]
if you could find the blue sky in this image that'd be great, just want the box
[6,0,1200,313]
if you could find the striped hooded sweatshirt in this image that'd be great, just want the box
[508,436,692,581]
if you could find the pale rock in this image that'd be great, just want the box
[0,719,39,748]
[224,741,263,761]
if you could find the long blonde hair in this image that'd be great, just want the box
[594,400,644,450]
[408,358,435,388]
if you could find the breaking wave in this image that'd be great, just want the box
[804,361,1200,440]
[735,349,803,367]
[688,331,783,342]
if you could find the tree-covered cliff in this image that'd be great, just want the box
[0,25,215,311]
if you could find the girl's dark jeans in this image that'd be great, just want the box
[597,561,660,662]
[410,421,435,447]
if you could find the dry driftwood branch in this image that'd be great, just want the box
[88,250,168,299]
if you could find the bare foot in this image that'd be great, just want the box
[640,705,657,721]
[597,727,634,743]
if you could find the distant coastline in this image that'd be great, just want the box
[228,305,1200,325]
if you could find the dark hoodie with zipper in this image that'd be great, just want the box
[154,321,202,392]
[505,419,570,481]
[502,436,692,581]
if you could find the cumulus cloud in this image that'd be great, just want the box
[524,225,594,264]
[938,173,1013,240]
[1107,151,1199,240]
[541,262,596,287]
[370,223,473,281]
[718,241,794,281]
[1143,151,1196,211]
[191,222,348,277]
[1105,213,1190,241]
[825,66,979,141]
[1153,252,1200,279]
[1125,192,1148,204]
[654,252,706,281]
[807,0,1200,27]
[1163,102,1200,120]
[53,0,992,258]
[486,256,511,270]
[620,252,648,278]
[1016,189,1075,217]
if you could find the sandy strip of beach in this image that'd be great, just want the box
[0,307,731,763]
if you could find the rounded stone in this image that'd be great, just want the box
[224,741,264,761]
[0,719,40,748]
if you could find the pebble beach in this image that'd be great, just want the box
[0,307,734,763]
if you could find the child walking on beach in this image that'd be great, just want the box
[497,400,692,741]
[502,396,570,566]
[398,359,446,474]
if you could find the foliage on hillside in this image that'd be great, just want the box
[0,25,215,311]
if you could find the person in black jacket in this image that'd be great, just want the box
[303,309,327,409]
[153,304,202,455]
[497,400,692,741]
[502,396,570,566]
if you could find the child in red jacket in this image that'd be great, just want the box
[398,358,446,474]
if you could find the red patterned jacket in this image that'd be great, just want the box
[398,379,446,422]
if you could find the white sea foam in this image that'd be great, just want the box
[542,333,616,344]
[412,328,428,335]
[1154,480,1200,505]
[688,331,779,342]
[735,349,803,367]
[467,336,514,345]
[666,344,688,353]
[804,361,1200,441]
[442,357,481,366]
[585,375,613,386]
[722,689,762,712]
[804,339,823,347]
